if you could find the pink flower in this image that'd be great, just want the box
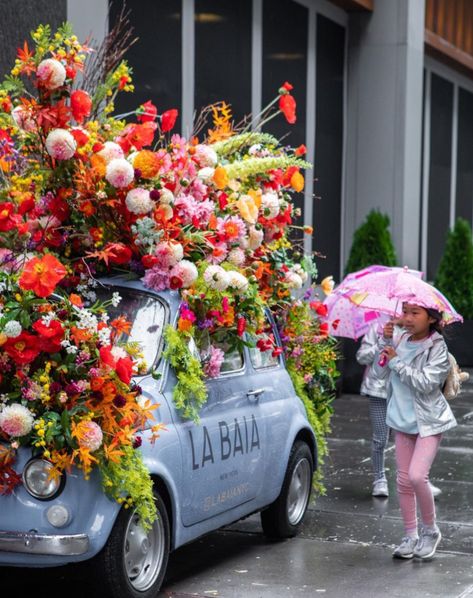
[142,266,171,291]
[125,188,154,215]
[105,158,134,188]
[216,216,246,242]
[98,141,124,163]
[154,241,183,269]
[0,404,34,437]
[75,420,103,452]
[36,58,66,89]
[203,345,225,378]
[169,260,198,288]
[45,129,77,160]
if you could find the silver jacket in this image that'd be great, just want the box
[373,330,457,437]
[356,325,388,399]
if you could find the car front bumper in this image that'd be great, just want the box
[0,530,89,556]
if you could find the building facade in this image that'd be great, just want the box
[2,0,473,281]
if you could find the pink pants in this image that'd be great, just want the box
[394,431,442,533]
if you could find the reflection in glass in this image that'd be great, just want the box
[456,88,473,225]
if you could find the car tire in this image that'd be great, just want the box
[260,440,313,539]
[92,491,170,598]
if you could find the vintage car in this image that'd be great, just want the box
[0,277,317,598]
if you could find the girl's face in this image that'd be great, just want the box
[402,304,435,340]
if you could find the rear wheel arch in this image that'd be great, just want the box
[151,475,175,550]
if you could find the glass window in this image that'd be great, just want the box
[249,341,279,370]
[200,332,244,374]
[262,0,308,224]
[455,87,473,225]
[97,287,167,372]
[313,14,345,280]
[109,0,182,132]
[427,73,453,279]
[194,0,252,132]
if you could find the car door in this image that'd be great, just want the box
[174,331,266,527]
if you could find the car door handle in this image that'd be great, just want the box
[246,388,266,401]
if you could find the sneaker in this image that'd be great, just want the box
[372,479,389,497]
[413,526,442,560]
[429,482,442,498]
[393,536,418,559]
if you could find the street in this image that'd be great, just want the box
[3,380,473,598]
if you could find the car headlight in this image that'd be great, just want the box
[22,459,63,500]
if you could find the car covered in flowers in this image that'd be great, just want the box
[0,277,317,598]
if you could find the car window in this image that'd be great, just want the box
[198,332,244,375]
[249,318,281,370]
[96,287,167,372]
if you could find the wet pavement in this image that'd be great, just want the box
[3,378,473,597]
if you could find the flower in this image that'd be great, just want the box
[227,271,249,294]
[36,58,66,89]
[279,93,297,124]
[310,301,328,317]
[133,150,160,178]
[125,188,154,215]
[74,420,103,452]
[136,100,157,123]
[290,170,304,192]
[261,192,280,218]
[237,194,259,224]
[105,158,135,188]
[0,404,34,437]
[203,265,230,291]
[3,331,40,364]
[169,260,198,289]
[203,345,225,378]
[98,141,125,163]
[3,320,22,338]
[104,242,133,265]
[213,166,229,189]
[32,318,64,352]
[70,90,92,123]
[19,254,67,297]
[227,248,246,267]
[45,129,77,160]
[248,226,264,250]
[285,271,303,289]
[161,109,178,132]
[11,106,35,131]
[159,188,174,205]
[217,216,246,242]
[320,275,335,295]
[194,145,218,167]
[154,241,183,269]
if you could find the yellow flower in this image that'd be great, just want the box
[237,194,259,224]
[291,171,305,192]
[213,166,229,190]
[320,275,335,295]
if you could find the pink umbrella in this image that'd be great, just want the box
[323,265,432,339]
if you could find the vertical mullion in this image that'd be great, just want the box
[450,84,459,229]
[304,7,317,257]
[181,0,195,137]
[421,69,431,276]
[252,0,263,123]
[339,16,348,279]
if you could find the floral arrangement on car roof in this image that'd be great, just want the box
[0,22,338,498]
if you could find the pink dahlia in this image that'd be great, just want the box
[105,158,134,188]
[0,403,34,437]
[75,420,103,452]
[169,260,198,289]
[125,188,154,215]
[142,266,171,291]
[98,141,125,163]
[36,58,66,89]
[45,129,77,160]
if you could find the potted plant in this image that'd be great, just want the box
[341,210,398,392]
[435,218,473,366]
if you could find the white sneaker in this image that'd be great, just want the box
[429,482,442,498]
[393,536,418,559]
[372,479,389,497]
[413,526,442,560]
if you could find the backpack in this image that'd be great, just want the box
[443,353,469,401]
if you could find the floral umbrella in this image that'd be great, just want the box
[323,265,426,339]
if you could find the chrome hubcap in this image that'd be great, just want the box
[124,512,165,591]
[287,458,311,525]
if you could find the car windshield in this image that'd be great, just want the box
[97,286,168,373]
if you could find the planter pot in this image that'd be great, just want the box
[445,319,473,367]
[337,338,364,394]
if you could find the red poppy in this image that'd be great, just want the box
[117,122,157,153]
[141,254,159,269]
[19,254,67,298]
[280,81,293,92]
[0,203,20,232]
[319,322,330,337]
[136,100,157,123]
[161,109,178,133]
[309,301,328,317]
[71,127,89,147]
[70,90,92,123]
[279,94,297,124]
[32,318,65,352]
[99,346,134,384]
[4,332,40,365]
[295,144,307,156]
[105,242,133,266]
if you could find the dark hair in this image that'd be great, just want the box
[425,308,444,336]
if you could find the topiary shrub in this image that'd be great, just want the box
[344,210,397,275]
[435,218,473,319]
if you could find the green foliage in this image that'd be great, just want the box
[163,325,208,421]
[345,210,397,275]
[100,445,157,531]
[435,218,473,319]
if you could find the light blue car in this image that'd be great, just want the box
[0,277,317,598]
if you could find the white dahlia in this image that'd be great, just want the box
[45,129,77,160]
[36,58,66,89]
[248,226,264,250]
[125,188,154,215]
[227,271,249,293]
[170,260,198,288]
[203,265,230,292]
[227,248,246,267]
[98,141,125,163]
[159,188,175,205]
[105,158,135,188]
[3,320,22,338]
[261,192,280,219]
[197,167,215,182]
[0,404,34,437]
[285,271,303,289]
[194,144,218,167]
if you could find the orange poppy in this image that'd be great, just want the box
[18,254,67,298]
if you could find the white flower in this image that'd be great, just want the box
[291,263,308,283]
[261,192,280,219]
[227,248,246,267]
[105,158,135,188]
[170,242,184,264]
[125,188,154,215]
[98,327,111,345]
[11,106,35,132]
[3,320,22,338]
[170,260,198,288]
[111,292,122,307]
[159,188,175,205]
[197,167,215,182]
[77,308,98,333]
[227,271,249,293]
[66,344,78,355]
[0,404,34,437]
[248,226,264,250]
[45,129,77,160]
[98,141,125,163]
[195,144,218,167]
[36,58,66,89]
[203,265,230,291]
[285,271,303,289]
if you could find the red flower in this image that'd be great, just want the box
[170,275,183,290]
[99,346,134,384]
[105,242,133,266]
[32,319,65,353]
[279,94,297,124]
[137,100,157,123]
[70,90,92,124]
[161,109,178,133]
[4,332,40,365]
[280,81,293,92]
[19,254,67,298]
[117,122,157,152]
[237,316,246,337]
[309,301,328,317]
[0,203,20,232]
[319,322,330,337]
[295,144,307,156]
[141,254,159,269]
[71,127,89,147]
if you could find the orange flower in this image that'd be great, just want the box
[69,293,83,307]
[90,154,106,177]
[134,150,160,178]
[320,275,335,295]
[70,325,92,345]
[178,317,193,332]
[290,171,304,192]
[237,195,259,224]
[110,315,132,338]
[18,254,67,298]
[213,166,229,190]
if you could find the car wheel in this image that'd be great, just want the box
[93,491,170,598]
[261,440,313,538]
